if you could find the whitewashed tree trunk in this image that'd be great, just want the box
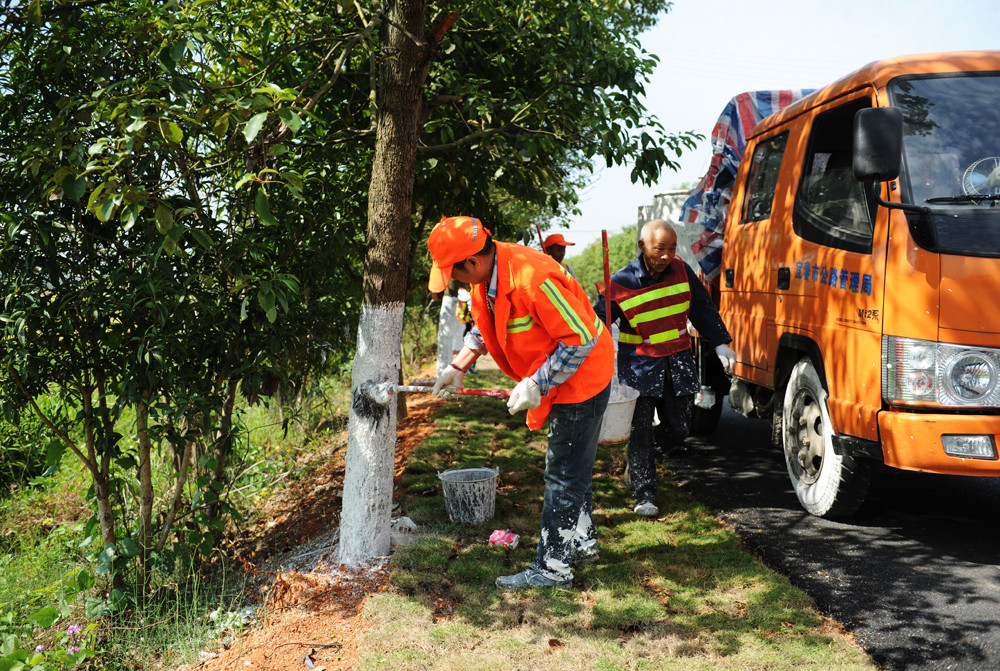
[339,304,403,563]
[338,0,444,566]
[436,294,462,376]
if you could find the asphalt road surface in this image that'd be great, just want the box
[666,405,1000,671]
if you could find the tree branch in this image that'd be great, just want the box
[7,364,93,472]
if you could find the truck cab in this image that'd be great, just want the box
[715,51,1000,516]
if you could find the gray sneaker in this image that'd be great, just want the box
[634,501,659,518]
[496,568,572,590]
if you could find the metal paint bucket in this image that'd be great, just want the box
[438,467,498,525]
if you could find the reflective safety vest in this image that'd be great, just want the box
[609,256,691,358]
[456,300,472,324]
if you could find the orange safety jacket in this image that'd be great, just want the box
[608,256,692,358]
[470,242,614,430]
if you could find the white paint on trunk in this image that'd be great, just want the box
[436,294,462,376]
[339,302,404,565]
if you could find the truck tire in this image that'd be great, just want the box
[782,359,870,517]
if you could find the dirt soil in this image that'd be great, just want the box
[178,383,447,671]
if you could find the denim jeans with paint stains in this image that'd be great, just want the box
[529,381,611,582]
[627,367,693,505]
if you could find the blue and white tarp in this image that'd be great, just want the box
[681,90,814,280]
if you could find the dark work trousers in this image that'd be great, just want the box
[627,372,693,504]
[530,382,611,582]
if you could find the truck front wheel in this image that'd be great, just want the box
[782,359,870,517]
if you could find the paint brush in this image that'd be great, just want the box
[360,380,510,406]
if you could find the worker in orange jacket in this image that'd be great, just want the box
[428,216,614,590]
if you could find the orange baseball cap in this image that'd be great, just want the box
[427,216,491,293]
[542,233,574,248]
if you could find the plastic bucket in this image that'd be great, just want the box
[599,383,639,444]
[438,467,499,525]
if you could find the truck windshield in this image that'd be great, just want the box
[890,73,1000,256]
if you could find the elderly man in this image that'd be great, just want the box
[428,216,614,589]
[595,220,735,518]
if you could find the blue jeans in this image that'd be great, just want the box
[530,382,611,581]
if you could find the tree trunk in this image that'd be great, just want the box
[136,401,154,601]
[207,378,238,523]
[339,0,430,565]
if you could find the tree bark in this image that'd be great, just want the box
[136,401,153,601]
[339,0,431,565]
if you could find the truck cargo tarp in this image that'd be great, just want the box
[681,90,814,280]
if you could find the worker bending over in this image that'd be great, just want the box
[428,216,614,590]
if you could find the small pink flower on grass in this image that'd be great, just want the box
[67,646,81,654]
[34,644,44,653]
[66,624,82,637]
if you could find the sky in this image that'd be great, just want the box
[564,0,1000,256]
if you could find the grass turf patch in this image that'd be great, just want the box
[360,368,876,670]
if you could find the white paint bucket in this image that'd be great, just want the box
[438,468,499,525]
[599,383,640,444]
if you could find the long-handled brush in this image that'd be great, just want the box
[359,380,510,406]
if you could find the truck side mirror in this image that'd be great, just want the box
[853,108,902,183]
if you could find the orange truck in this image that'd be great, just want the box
[690,51,1000,517]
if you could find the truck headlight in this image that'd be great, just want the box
[883,336,1000,407]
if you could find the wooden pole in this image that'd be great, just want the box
[602,230,612,329]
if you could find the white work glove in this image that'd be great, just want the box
[506,377,541,415]
[715,344,736,375]
[432,364,466,398]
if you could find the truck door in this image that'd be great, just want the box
[722,131,789,381]
[778,96,887,440]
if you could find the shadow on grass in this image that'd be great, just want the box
[383,369,875,669]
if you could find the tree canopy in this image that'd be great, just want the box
[0,0,697,580]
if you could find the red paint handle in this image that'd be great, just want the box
[602,230,612,329]
[535,224,545,249]
[452,387,511,398]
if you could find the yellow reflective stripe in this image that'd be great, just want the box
[539,279,592,344]
[629,300,691,326]
[618,282,690,311]
[507,315,534,334]
[618,329,681,345]
[593,316,605,334]
[649,329,681,344]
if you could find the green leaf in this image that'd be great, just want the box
[277,108,302,132]
[62,174,87,201]
[235,173,256,190]
[77,570,95,591]
[155,204,174,234]
[120,537,140,558]
[254,189,277,226]
[161,121,184,144]
[189,228,214,250]
[29,606,59,628]
[213,114,230,138]
[84,597,109,619]
[243,112,268,143]
[98,197,117,223]
[108,589,127,611]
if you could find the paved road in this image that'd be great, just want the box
[666,405,1000,671]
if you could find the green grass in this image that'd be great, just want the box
[358,368,877,670]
